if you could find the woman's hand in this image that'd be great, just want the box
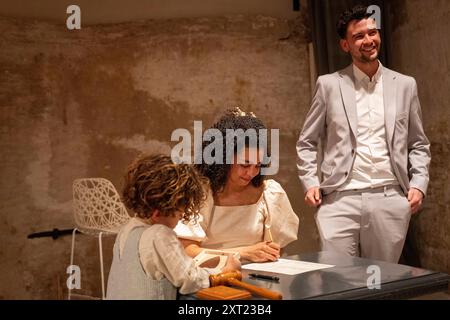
[240,241,280,262]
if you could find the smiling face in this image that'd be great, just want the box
[228,147,263,187]
[340,18,381,66]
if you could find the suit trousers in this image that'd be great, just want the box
[315,185,411,263]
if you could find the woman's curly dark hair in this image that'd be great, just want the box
[122,154,208,223]
[195,107,269,195]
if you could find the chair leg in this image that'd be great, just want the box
[68,228,78,300]
[98,232,106,300]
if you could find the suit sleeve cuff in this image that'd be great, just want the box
[300,177,320,193]
[409,177,428,197]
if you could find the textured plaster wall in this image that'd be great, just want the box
[388,0,450,273]
[0,13,314,299]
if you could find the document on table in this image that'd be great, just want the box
[242,258,335,275]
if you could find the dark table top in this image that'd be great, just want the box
[239,251,450,300]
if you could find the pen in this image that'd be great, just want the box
[268,228,274,242]
[265,224,274,243]
[249,273,280,282]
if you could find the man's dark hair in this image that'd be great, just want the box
[336,4,372,39]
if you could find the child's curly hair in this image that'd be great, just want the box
[122,154,207,223]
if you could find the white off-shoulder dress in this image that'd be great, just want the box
[175,179,299,249]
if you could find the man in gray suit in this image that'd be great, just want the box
[296,5,430,263]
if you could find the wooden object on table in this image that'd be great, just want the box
[196,285,252,300]
[209,270,283,300]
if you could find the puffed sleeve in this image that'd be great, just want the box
[262,179,300,248]
[174,186,213,242]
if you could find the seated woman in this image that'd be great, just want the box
[175,107,299,262]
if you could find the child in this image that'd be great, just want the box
[106,154,240,300]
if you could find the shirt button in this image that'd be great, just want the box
[351,149,355,155]
[345,171,348,176]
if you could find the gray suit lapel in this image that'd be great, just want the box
[383,67,397,144]
[339,66,358,138]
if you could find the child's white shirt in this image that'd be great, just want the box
[117,217,211,294]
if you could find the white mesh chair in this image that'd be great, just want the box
[69,178,130,300]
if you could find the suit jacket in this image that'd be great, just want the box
[296,64,431,196]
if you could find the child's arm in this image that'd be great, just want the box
[140,226,212,295]
[179,238,203,257]
[221,254,241,273]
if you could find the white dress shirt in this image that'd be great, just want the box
[338,62,398,191]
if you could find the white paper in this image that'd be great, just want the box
[242,258,334,275]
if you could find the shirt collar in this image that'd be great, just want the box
[353,60,382,84]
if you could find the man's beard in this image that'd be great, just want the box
[358,45,379,63]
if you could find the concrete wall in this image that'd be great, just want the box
[388,0,450,273]
[0,11,314,299]
[0,0,303,24]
